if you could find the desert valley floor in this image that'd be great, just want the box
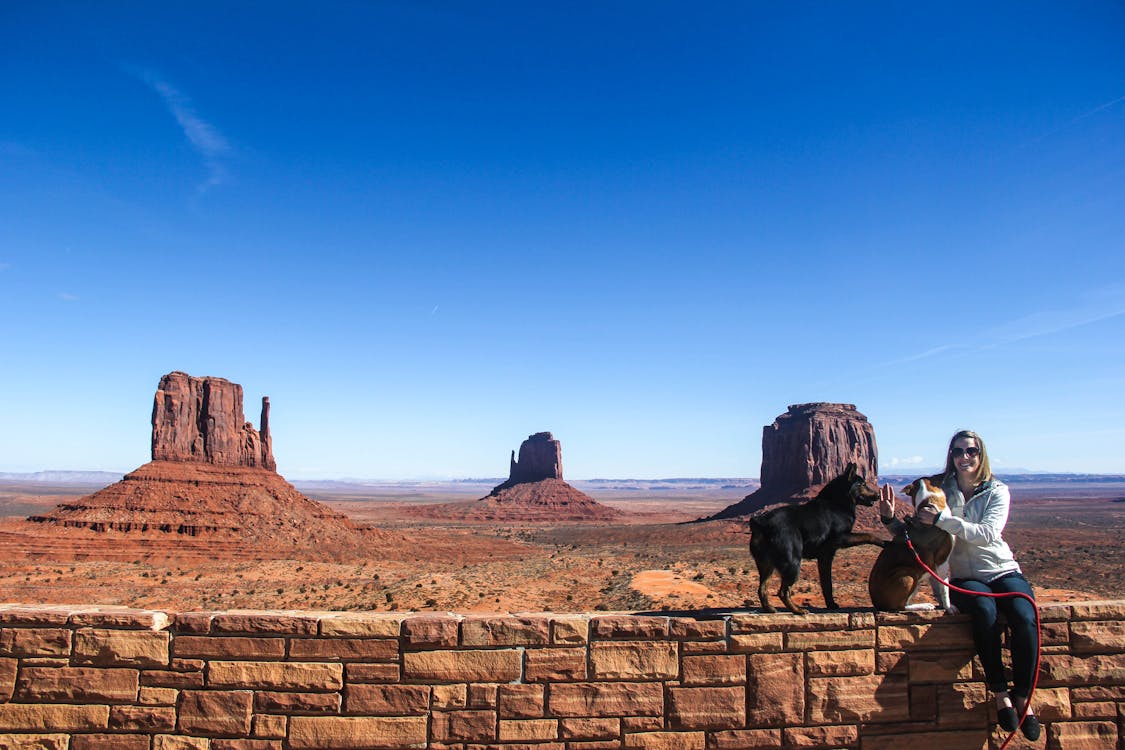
[1,477,1122,614]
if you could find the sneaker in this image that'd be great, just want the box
[1020,713,1041,741]
[997,705,1018,732]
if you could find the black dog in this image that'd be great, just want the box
[750,462,884,614]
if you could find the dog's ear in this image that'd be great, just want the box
[902,482,917,498]
[845,462,858,481]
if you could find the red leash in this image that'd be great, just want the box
[903,530,1041,749]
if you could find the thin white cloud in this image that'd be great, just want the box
[885,456,925,469]
[129,67,231,192]
[880,284,1125,368]
[58,292,78,302]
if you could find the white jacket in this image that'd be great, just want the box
[935,474,1022,582]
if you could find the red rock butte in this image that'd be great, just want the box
[28,371,372,552]
[706,402,879,521]
[413,432,621,522]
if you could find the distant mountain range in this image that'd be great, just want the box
[2,470,1121,488]
[0,470,125,484]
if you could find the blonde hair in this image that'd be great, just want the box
[943,429,993,485]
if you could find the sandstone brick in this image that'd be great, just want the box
[877,650,907,675]
[0,704,109,731]
[462,616,550,646]
[15,666,138,703]
[403,649,521,682]
[564,741,618,750]
[590,615,668,640]
[683,640,727,655]
[623,730,705,749]
[345,662,399,683]
[1040,619,1070,647]
[786,627,873,650]
[906,650,976,682]
[174,612,213,633]
[708,728,785,748]
[141,668,204,689]
[71,734,150,750]
[208,661,344,690]
[467,682,497,708]
[0,608,72,626]
[730,632,783,653]
[0,660,14,701]
[1070,620,1125,654]
[431,683,467,709]
[1039,654,1125,686]
[430,710,496,742]
[1073,701,1116,718]
[346,684,429,715]
[173,635,285,660]
[669,618,726,640]
[73,628,169,667]
[319,614,402,638]
[69,609,171,631]
[172,658,204,671]
[178,690,252,736]
[730,612,849,633]
[934,682,986,728]
[211,612,317,636]
[807,674,911,723]
[0,735,69,750]
[0,629,71,657]
[153,736,209,750]
[782,724,859,747]
[1029,686,1071,721]
[549,682,663,717]
[1072,685,1125,701]
[622,715,663,732]
[805,648,874,677]
[560,717,619,739]
[858,729,988,749]
[747,652,803,726]
[253,713,286,738]
[910,684,937,721]
[402,615,459,648]
[139,685,178,705]
[878,624,929,649]
[851,611,877,629]
[110,704,176,731]
[668,686,746,729]
[212,741,284,750]
[499,684,545,718]
[682,654,746,685]
[524,647,587,682]
[1047,720,1118,749]
[289,637,398,662]
[1070,602,1125,621]
[551,616,589,644]
[499,718,557,741]
[590,641,677,680]
[253,691,341,715]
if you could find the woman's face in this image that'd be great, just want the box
[950,436,981,476]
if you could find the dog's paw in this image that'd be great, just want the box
[944,603,960,615]
[905,602,936,611]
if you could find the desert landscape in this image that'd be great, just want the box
[2,378,1121,616]
[2,474,1122,615]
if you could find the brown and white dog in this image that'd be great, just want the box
[868,476,954,612]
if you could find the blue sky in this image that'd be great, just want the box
[2,2,1124,478]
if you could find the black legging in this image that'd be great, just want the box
[950,571,1038,698]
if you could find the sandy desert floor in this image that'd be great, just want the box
[0,479,1121,614]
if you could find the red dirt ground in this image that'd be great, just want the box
[1,479,1121,613]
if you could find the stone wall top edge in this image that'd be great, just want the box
[2,601,1122,629]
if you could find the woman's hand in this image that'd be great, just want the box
[916,504,940,525]
[878,484,895,518]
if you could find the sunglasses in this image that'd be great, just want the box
[951,446,980,458]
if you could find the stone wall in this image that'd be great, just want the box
[0,602,1121,749]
